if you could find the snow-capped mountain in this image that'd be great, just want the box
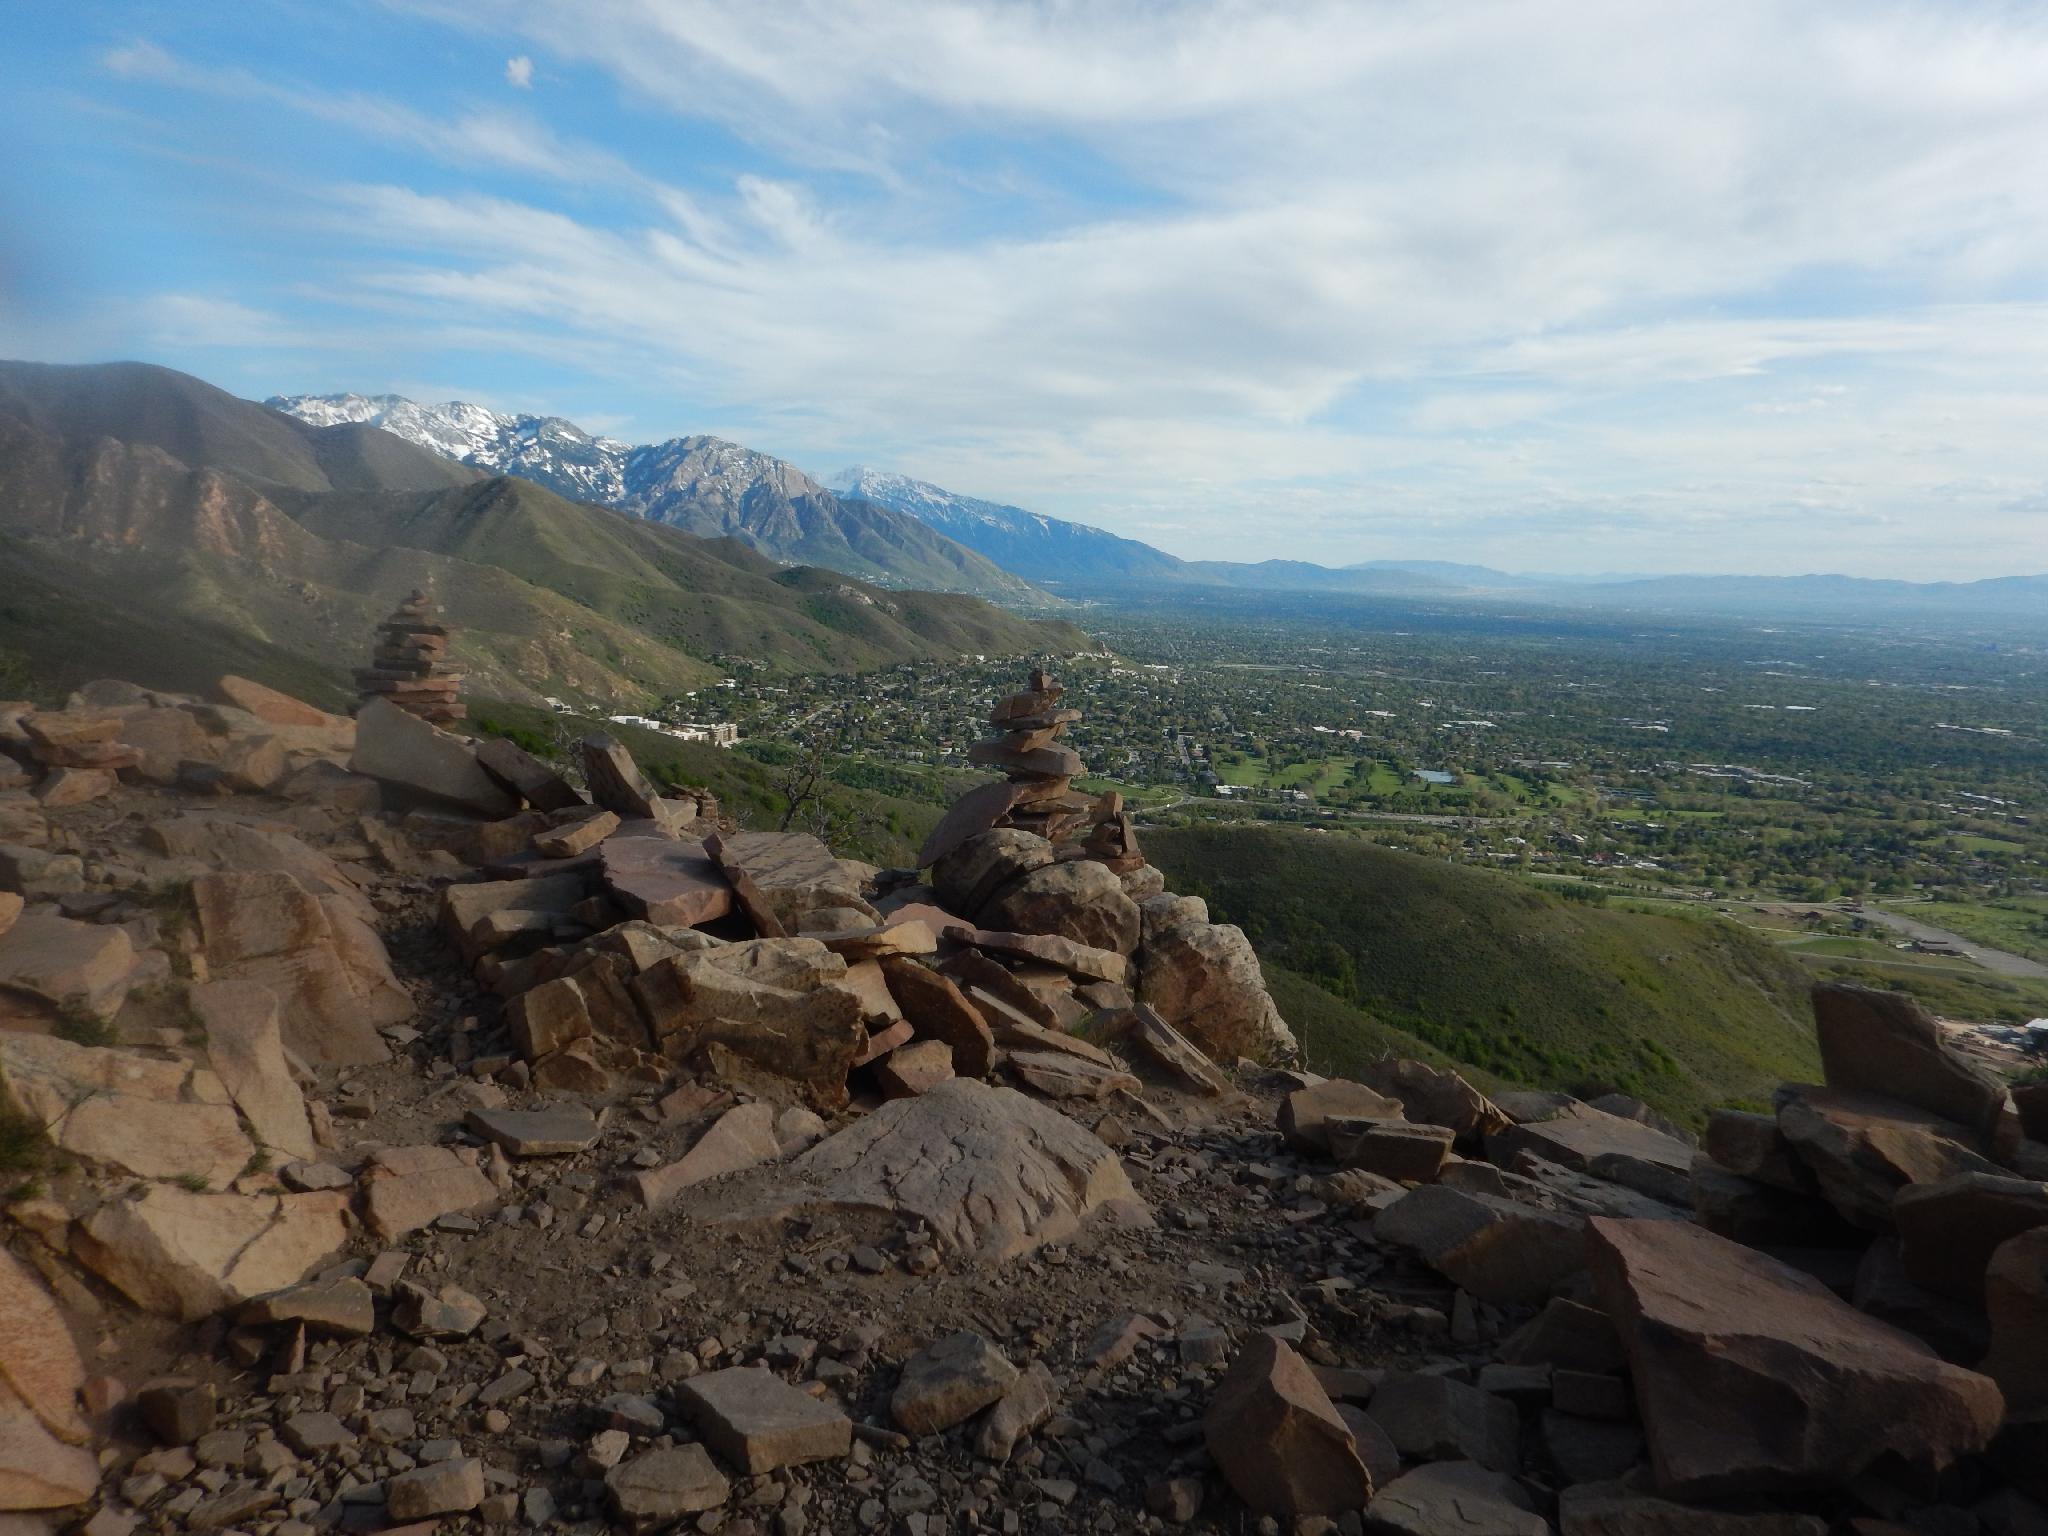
[266,394,630,503]
[266,395,1045,601]
[828,466,1190,584]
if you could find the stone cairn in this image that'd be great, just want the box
[356,589,464,725]
[955,666,1143,871]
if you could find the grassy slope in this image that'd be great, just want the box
[1148,825,1821,1124]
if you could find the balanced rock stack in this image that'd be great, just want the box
[356,590,465,725]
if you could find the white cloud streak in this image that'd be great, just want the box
[112,4,2048,574]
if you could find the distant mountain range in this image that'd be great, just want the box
[268,395,1045,604]
[0,361,1089,707]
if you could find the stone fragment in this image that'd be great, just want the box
[0,907,135,1018]
[73,1186,348,1320]
[1363,1462,1548,1536]
[1359,1058,1509,1142]
[717,831,872,929]
[1367,1371,1519,1472]
[600,836,734,927]
[1814,982,2012,1150]
[1986,1226,2048,1412]
[881,958,996,1077]
[769,1079,1147,1261]
[533,809,618,858]
[1376,1185,1587,1303]
[1487,1102,1695,1202]
[391,1282,488,1340]
[217,676,338,729]
[892,1332,1019,1436]
[876,1038,955,1098]
[1775,1084,2001,1230]
[1003,1050,1140,1101]
[1279,1079,1405,1155]
[281,1411,353,1453]
[350,697,516,815]
[1331,1119,1455,1182]
[360,1146,497,1240]
[474,736,583,813]
[137,1378,216,1444]
[1587,1214,2004,1496]
[677,1366,852,1472]
[1126,1005,1235,1095]
[580,735,665,820]
[982,860,1140,955]
[464,1106,602,1157]
[0,1380,101,1510]
[33,768,115,806]
[1202,1334,1372,1520]
[0,1248,87,1448]
[386,1457,485,1519]
[237,1277,374,1336]
[948,925,1129,984]
[632,1102,780,1208]
[977,1361,1058,1461]
[916,780,1030,871]
[606,1446,730,1530]
[1139,916,1296,1062]
[1893,1172,2048,1302]
[190,981,317,1163]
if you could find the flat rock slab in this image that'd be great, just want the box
[892,1331,1019,1436]
[1203,1334,1370,1520]
[1278,1079,1403,1156]
[946,925,1129,985]
[72,1186,349,1321]
[633,1103,780,1208]
[1374,1185,1587,1304]
[0,905,135,1015]
[0,1245,88,1446]
[1588,1214,2004,1497]
[677,1366,851,1472]
[607,1445,730,1529]
[770,1078,1149,1262]
[601,837,734,928]
[351,697,516,817]
[916,780,1028,870]
[237,1276,375,1336]
[464,1106,602,1157]
[360,1146,497,1241]
[1364,1461,1548,1536]
[1487,1102,1694,1179]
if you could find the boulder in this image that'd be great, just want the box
[1279,1079,1405,1155]
[981,860,1141,956]
[33,768,116,807]
[0,907,135,1020]
[534,809,619,859]
[191,981,317,1163]
[876,1038,956,1098]
[1359,1058,1509,1142]
[1814,982,2012,1152]
[387,1459,485,1519]
[0,1247,88,1447]
[1375,1185,1587,1304]
[1363,1462,1547,1536]
[1331,1120,1455,1183]
[1587,1214,2004,1496]
[880,958,996,1077]
[217,676,340,728]
[633,943,863,1107]
[601,836,735,928]
[632,1103,781,1208]
[360,1146,497,1240]
[892,1331,1019,1436]
[350,697,516,816]
[580,734,671,823]
[1138,918,1296,1063]
[474,736,583,812]
[0,1381,99,1511]
[931,829,1054,919]
[977,1361,1059,1462]
[606,1446,729,1529]
[1985,1226,2048,1412]
[1367,1371,1519,1472]
[1487,1103,1695,1201]
[1893,1173,2048,1302]
[1704,1110,1811,1193]
[193,870,399,1067]
[1203,1334,1372,1520]
[916,781,1030,871]
[716,831,873,930]
[770,1078,1147,1262]
[73,1186,348,1320]
[1774,1084,2001,1231]
[677,1366,851,1472]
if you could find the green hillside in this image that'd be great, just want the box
[1147,825,1821,1124]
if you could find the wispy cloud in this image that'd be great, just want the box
[87,4,2048,574]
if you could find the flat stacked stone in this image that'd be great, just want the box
[356,590,465,725]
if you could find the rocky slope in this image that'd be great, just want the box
[3,668,2047,1536]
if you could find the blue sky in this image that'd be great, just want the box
[5,1,2048,579]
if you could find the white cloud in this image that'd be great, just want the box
[505,55,534,89]
[109,4,2048,575]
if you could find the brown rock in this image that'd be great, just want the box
[1892,1172,2048,1301]
[1559,1479,1826,1534]
[191,981,318,1163]
[1138,917,1296,1063]
[977,1361,1058,1461]
[881,958,996,1077]
[0,906,135,1019]
[632,1102,781,1208]
[1358,1058,1509,1142]
[1587,1214,2004,1496]
[1364,1461,1546,1536]
[947,925,1129,984]
[606,1445,729,1530]
[236,1277,375,1336]
[350,697,516,815]
[932,829,1055,918]
[580,734,666,820]
[533,809,619,858]
[1203,1334,1372,1519]
[33,767,116,806]
[1704,1109,1811,1192]
[1002,1050,1140,1100]
[1775,1084,2001,1230]
[1375,1185,1587,1304]
[677,1366,851,1471]
[1332,1120,1456,1182]
[217,676,338,728]
[386,1457,485,1519]
[892,1331,1019,1436]
[508,974,595,1059]
[771,1078,1147,1261]
[0,1247,88,1446]
[876,1038,955,1098]
[0,893,19,939]
[1279,1079,1405,1155]
[473,735,583,812]
[0,1380,104,1509]
[916,780,1028,871]
[981,860,1140,955]
[1367,1371,1518,1471]
[360,1146,497,1240]
[1985,1226,2048,1412]
[73,1186,348,1320]
[601,836,735,928]
[1814,982,2012,1151]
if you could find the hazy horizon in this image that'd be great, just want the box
[7,3,2048,580]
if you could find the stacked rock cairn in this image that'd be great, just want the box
[966,667,1143,870]
[356,589,465,725]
